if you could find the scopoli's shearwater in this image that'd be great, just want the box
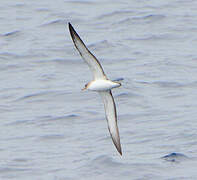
[68,23,122,155]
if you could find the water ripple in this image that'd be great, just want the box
[3,30,21,37]
[162,152,189,162]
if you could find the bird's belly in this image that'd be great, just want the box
[88,80,120,91]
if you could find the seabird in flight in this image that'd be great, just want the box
[68,23,122,155]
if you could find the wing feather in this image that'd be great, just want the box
[99,91,122,155]
[69,23,107,80]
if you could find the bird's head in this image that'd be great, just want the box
[82,83,89,91]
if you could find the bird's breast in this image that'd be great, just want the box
[87,80,121,91]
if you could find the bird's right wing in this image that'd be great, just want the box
[69,23,107,80]
[99,90,122,155]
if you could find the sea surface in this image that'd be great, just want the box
[1,0,197,179]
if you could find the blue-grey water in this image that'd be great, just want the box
[1,0,197,179]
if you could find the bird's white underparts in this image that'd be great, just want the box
[68,22,122,155]
[83,79,121,91]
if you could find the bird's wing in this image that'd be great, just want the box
[69,23,107,80]
[99,90,122,155]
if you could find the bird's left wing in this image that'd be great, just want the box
[69,23,107,80]
[99,90,122,155]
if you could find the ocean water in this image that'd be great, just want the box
[1,0,197,179]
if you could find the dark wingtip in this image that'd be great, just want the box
[68,22,72,29]
[119,149,122,156]
[111,134,122,156]
[117,143,122,156]
[68,22,79,42]
[68,22,74,34]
